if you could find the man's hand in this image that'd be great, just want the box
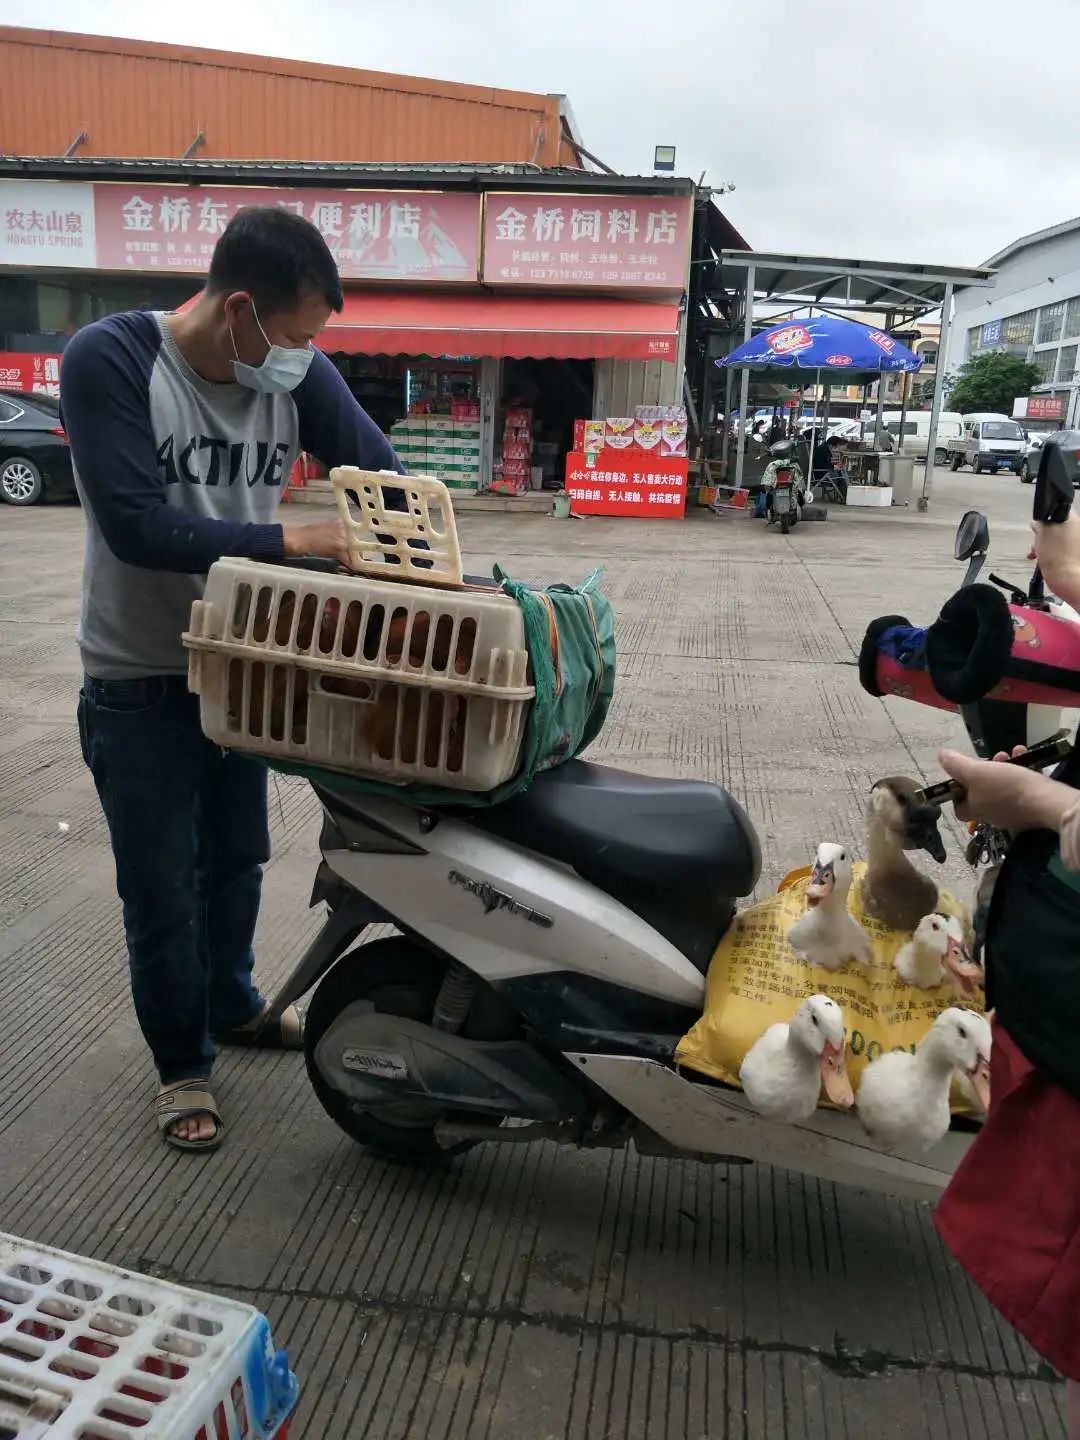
[281,517,351,568]
[939,747,1074,832]
[1028,513,1080,608]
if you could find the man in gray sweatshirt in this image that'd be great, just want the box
[61,207,402,1150]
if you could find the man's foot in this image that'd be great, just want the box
[156,1080,224,1151]
[213,1002,303,1050]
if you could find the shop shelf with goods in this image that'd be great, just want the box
[0,1232,298,1440]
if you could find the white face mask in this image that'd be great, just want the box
[230,300,314,393]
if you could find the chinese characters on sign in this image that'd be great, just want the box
[0,181,97,269]
[564,450,688,518]
[483,193,692,290]
[0,352,63,398]
[91,184,482,281]
[0,179,692,294]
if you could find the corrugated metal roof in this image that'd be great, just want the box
[0,154,696,196]
[0,25,584,168]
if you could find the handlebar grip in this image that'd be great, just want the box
[1034,441,1074,525]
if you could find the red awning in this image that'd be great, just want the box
[315,292,680,362]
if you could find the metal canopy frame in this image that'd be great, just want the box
[717,249,995,508]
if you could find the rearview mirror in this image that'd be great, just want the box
[954,510,990,561]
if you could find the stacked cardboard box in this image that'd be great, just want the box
[389,416,483,491]
[492,408,533,496]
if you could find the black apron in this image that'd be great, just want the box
[987,746,1080,1100]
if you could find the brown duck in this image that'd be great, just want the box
[863,777,947,932]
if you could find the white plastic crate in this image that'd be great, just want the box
[330,468,463,587]
[184,560,534,792]
[0,1233,297,1439]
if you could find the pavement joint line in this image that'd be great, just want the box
[166,1276,1063,1388]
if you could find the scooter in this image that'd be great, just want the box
[261,571,992,1205]
[763,440,811,534]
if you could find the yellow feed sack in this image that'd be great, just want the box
[676,862,983,1114]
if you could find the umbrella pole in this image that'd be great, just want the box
[733,262,756,492]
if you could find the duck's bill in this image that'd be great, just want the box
[806,862,835,907]
[820,1040,854,1108]
[919,828,947,864]
[968,1055,992,1112]
[945,938,984,997]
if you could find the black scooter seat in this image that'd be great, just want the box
[461,760,762,972]
[468,760,755,889]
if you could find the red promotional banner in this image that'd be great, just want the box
[91,184,481,282]
[482,192,692,291]
[565,450,688,518]
[0,351,62,397]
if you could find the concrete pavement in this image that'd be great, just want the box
[0,470,1066,1437]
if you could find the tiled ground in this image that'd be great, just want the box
[0,473,1065,1437]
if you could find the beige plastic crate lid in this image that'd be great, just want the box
[332,468,463,587]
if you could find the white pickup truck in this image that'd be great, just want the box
[945,413,1028,474]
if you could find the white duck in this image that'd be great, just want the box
[856,1007,992,1152]
[739,994,854,1122]
[895,912,984,997]
[787,843,871,971]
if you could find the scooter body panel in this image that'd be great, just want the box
[322,795,708,1009]
[571,1054,972,1201]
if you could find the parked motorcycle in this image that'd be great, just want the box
[763,440,812,534]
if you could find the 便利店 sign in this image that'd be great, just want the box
[482,192,692,291]
[0,180,481,283]
[91,184,481,281]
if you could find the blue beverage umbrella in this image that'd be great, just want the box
[717,314,922,376]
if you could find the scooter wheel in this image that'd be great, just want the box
[780,512,791,534]
[304,937,479,1161]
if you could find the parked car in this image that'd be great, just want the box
[1016,428,1080,486]
[0,389,74,505]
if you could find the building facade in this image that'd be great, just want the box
[946,219,1080,425]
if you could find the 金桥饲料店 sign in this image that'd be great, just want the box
[564,449,688,518]
[482,193,692,291]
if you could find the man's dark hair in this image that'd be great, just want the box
[207,206,344,314]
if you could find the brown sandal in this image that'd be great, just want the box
[156,1081,224,1152]
[213,1002,303,1050]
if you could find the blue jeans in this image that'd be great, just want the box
[78,675,268,1085]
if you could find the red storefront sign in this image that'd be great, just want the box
[1027,395,1064,420]
[565,450,688,518]
[0,351,62,397]
[482,193,692,291]
[91,184,481,281]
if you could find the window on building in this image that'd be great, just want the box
[1002,309,1036,346]
[1031,350,1057,384]
[1037,302,1066,345]
[1065,298,1080,339]
[968,325,982,356]
[920,348,938,367]
[1058,346,1078,383]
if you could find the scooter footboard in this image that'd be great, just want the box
[568,1053,973,1203]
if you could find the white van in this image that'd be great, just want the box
[874,411,963,462]
[950,413,1027,474]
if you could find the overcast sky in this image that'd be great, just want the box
[6,0,1077,267]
